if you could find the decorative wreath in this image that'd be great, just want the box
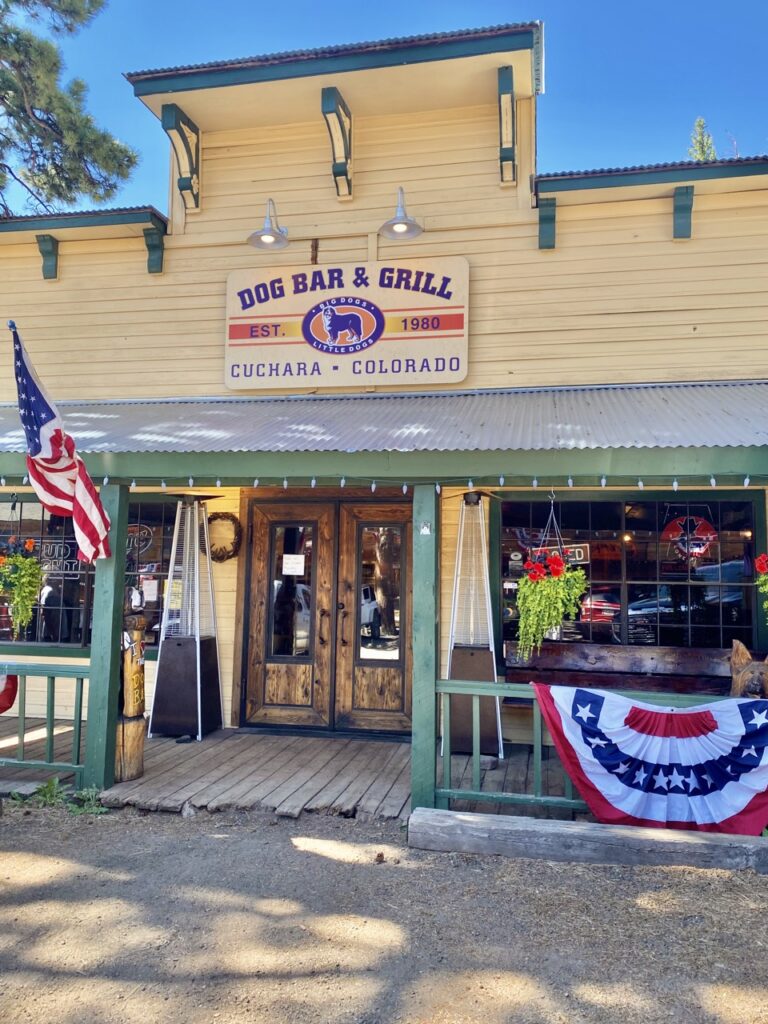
[202,512,243,562]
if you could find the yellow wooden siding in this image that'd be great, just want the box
[1,106,767,400]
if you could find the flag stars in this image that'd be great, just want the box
[653,769,670,791]
[586,735,608,749]
[667,767,686,790]
[575,703,595,722]
[748,708,768,729]
[616,761,631,773]
[741,745,758,759]
[634,766,648,785]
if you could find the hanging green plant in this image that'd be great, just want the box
[515,553,587,662]
[0,539,43,639]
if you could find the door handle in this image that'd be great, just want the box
[338,608,349,646]
[318,607,329,647]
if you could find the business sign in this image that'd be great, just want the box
[225,258,468,390]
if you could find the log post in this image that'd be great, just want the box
[114,603,147,783]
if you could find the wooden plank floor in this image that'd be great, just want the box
[101,730,415,821]
[1,717,580,821]
[0,715,84,792]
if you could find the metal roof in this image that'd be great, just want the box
[125,22,541,81]
[536,156,768,182]
[0,383,765,456]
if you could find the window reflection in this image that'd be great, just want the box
[269,525,313,658]
[359,526,402,661]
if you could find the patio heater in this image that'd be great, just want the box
[446,491,503,757]
[148,499,223,740]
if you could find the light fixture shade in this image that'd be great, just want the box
[378,186,423,240]
[247,198,289,250]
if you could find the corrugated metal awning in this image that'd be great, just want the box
[0,382,765,455]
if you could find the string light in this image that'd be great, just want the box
[371,480,377,493]
[283,477,288,489]
[253,478,259,488]
[22,475,28,485]
[189,476,194,487]
[311,477,317,488]
[0,477,4,487]
[216,478,221,488]
[402,483,408,494]
[130,479,136,491]
[467,479,474,490]
[498,475,505,486]
[532,477,538,489]
[567,476,574,488]
[744,475,751,487]
[637,479,644,490]
[102,475,109,486]
[600,475,607,488]
[435,482,441,494]
[161,479,166,490]
[340,476,346,488]
[710,475,717,488]
[672,478,679,492]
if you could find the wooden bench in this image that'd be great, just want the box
[504,642,736,697]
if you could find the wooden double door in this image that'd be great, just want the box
[243,500,412,733]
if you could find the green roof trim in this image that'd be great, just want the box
[537,158,768,193]
[0,208,168,235]
[127,24,541,96]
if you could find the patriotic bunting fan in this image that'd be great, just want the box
[534,683,768,835]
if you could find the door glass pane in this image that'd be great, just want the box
[359,525,402,661]
[269,525,313,658]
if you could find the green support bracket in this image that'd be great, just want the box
[83,484,128,791]
[410,484,439,811]
[538,197,556,249]
[673,185,694,239]
[35,234,59,280]
[497,66,516,184]
[321,86,353,199]
[143,226,165,274]
[161,103,201,211]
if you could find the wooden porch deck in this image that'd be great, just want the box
[1,717,577,821]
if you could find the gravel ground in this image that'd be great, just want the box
[1,803,767,1024]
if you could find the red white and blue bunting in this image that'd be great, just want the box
[534,683,768,835]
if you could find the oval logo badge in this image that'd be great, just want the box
[302,297,385,354]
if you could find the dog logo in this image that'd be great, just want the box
[660,514,718,562]
[302,298,385,354]
[730,639,768,699]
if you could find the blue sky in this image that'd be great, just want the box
[26,0,768,212]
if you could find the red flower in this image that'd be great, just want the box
[527,564,547,581]
[523,560,536,571]
[549,561,565,578]
[755,553,768,575]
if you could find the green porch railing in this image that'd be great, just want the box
[434,679,729,813]
[0,662,90,789]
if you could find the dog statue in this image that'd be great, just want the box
[730,639,768,698]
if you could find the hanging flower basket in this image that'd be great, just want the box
[516,553,587,662]
[0,536,42,640]
[755,553,768,626]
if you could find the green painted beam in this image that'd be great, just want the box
[410,483,438,810]
[673,185,694,239]
[0,446,765,485]
[36,234,58,280]
[0,209,167,234]
[83,484,129,790]
[538,197,556,249]
[488,497,503,666]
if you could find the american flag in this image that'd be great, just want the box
[534,682,768,835]
[8,322,111,562]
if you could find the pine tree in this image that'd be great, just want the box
[0,1,137,215]
[688,117,717,162]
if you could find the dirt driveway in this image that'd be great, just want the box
[1,804,767,1024]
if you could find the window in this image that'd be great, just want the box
[0,499,175,648]
[501,499,755,649]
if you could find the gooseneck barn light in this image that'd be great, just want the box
[247,198,289,250]
[378,186,423,240]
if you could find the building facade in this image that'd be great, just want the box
[0,23,767,781]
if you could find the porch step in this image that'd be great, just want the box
[408,808,768,873]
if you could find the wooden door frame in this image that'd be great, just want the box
[232,487,412,730]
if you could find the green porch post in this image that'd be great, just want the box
[84,484,128,790]
[411,483,438,810]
